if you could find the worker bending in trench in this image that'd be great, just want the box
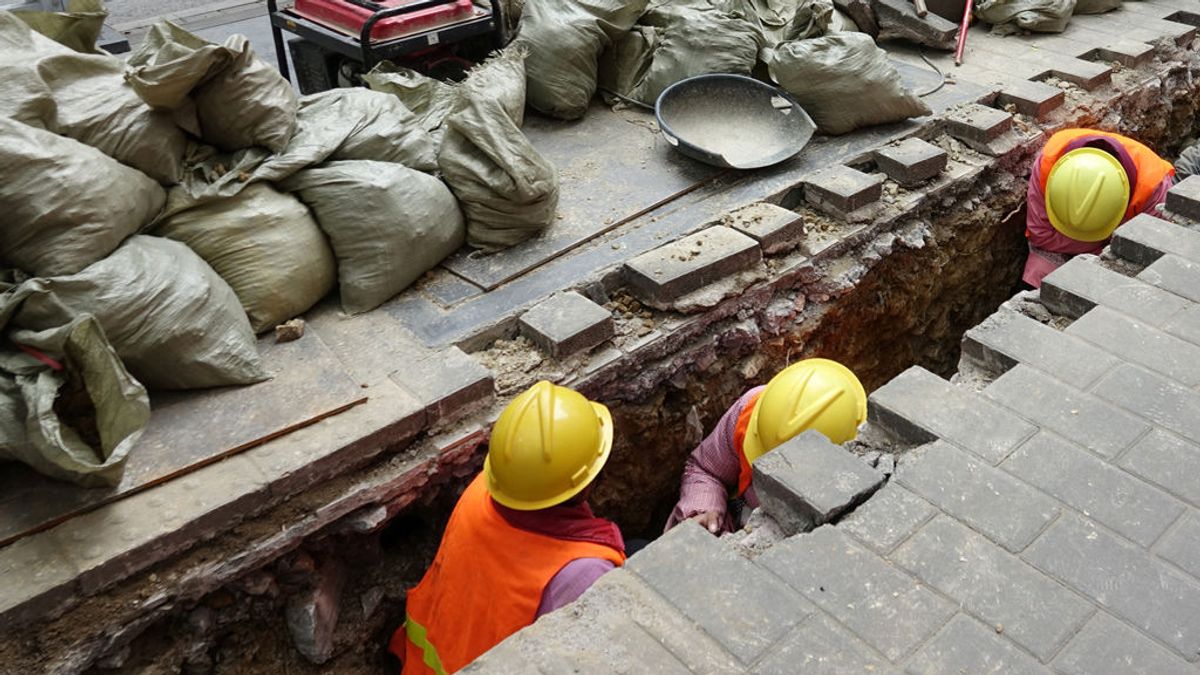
[1022,127,1177,288]
[666,358,867,536]
[391,380,625,674]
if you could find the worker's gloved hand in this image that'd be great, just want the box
[691,510,724,535]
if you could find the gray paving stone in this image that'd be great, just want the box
[420,270,483,307]
[1166,175,1200,221]
[1138,253,1200,304]
[1002,432,1184,547]
[904,614,1051,675]
[724,202,806,254]
[1157,510,1200,581]
[1084,40,1156,68]
[995,80,1065,120]
[869,366,1038,464]
[391,347,494,423]
[1023,516,1200,660]
[891,515,1093,661]
[1119,430,1200,508]
[1036,57,1113,90]
[758,525,956,662]
[626,521,813,665]
[623,227,762,306]
[840,483,937,554]
[896,441,1059,552]
[1067,306,1200,387]
[518,291,613,359]
[984,365,1150,459]
[873,137,948,187]
[961,310,1119,389]
[1164,305,1200,347]
[875,0,958,49]
[754,612,897,675]
[1041,257,1191,325]
[1093,365,1200,445]
[1054,612,1196,675]
[943,104,1013,144]
[1111,214,1200,266]
[803,165,885,213]
[0,533,79,628]
[752,430,885,535]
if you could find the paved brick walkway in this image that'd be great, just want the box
[466,200,1200,673]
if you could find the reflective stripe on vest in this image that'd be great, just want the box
[1038,129,1175,221]
[733,391,764,498]
[404,616,447,675]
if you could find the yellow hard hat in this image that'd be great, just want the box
[1045,147,1131,242]
[743,358,867,463]
[484,380,613,511]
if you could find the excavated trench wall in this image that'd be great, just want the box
[4,41,1198,675]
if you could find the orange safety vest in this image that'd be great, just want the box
[1038,129,1175,221]
[733,391,764,498]
[391,475,625,674]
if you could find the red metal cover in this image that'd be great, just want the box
[292,0,476,42]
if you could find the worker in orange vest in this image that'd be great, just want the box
[390,380,626,674]
[1022,128,1176,288]
[666,358,868,536]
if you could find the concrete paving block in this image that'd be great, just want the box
[626,521,813,665]
[752,430,885,535]
[1165,175,1200,221]
[623,227,762,306]
[1086,40,1156,68]
[0,533,79,629]
[802,165,885,213]
[942,104,1013,144]
[1041,257,1191,325]
[904,614,1052,675]
[1054,612,1196,675]
[961,310,1119,389]
[724,203,806,254]
[1157,511,1200,581]
[1037,57,1112,90]
[392,346,494,423]
[1023,515,1200,660]
[1094,365,1200,445]
[839,482,936,555]
[984,365,1150,459]
[869,366,1038,464]
[1163,305,1200,347]
[1067,306,1200,387]
[1111,214,1200,266]
[758,525,955,662]
[875,0,957,49]
[1119,429,1200,508]
[518,291,613,359]
[996,80,1065,120]
[892,516,1093,661]
[1138,254,1200,304]
[896,441,1059,552]
[873,137,948,187]
[1002,432,1184,547]
[754,612,897,675]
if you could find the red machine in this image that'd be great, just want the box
[291,0,476,42]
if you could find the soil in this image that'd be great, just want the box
[54,366,103,458]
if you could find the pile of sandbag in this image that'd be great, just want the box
[975,0,1075,33]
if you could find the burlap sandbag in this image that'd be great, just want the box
[155,184,337,333]
[12,0,106,54]
[516,0,649,120]
[0,117,165,277]
[282,161,466,314]
[976,0,1075,33]
[363,61,457,148]
[766,33,930,135]
[11,236,266,390]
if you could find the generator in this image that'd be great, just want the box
[1,0,130,53]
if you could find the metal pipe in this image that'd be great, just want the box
[954,0,973,66]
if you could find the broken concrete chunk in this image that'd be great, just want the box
[285,557,345,665]
[275,318,306,343]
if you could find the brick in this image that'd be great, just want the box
[1041,257,1191,325]
[1120,430,1200,508]
[724,203,806,254]
[961,310,1118,389]
[0,533,79,628]
[996,80,1065,120]
[754,612,896,675]
[1157,511,1200,580]
[626,522,812,664]
[873,137,948,187]
[1138,253,1200,304]
[1084,40,1156,68]
[758,525,955,661]
[1034,57,1113,90]
[1093,365,1200,445]
[875,0,958,49]
[1023,516,1200,660]
[1054,613,1195,675]
[905,614,1051,675]
[1111,214,1200,266]
[869,367,1037,464]
[942,104,1013,144]
[517,291,613,359]
[1066,306,1200,386]
[623,227,762,306]
[984,365,1149,459]
[752,430,885,535]
[391,346,494,423]
[892,515,1092,661]
[803,165,885,213]
[1003,432,1184,547]
[897,441,1059,552]
[840,483,937,554]
[1164,305,1200,346]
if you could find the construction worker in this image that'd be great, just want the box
[666,358,867,536]
[1023,128,1176,288]
[390,381,626,674]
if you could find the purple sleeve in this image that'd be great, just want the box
[1138,173,1174,216]
[535,558,616,617]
